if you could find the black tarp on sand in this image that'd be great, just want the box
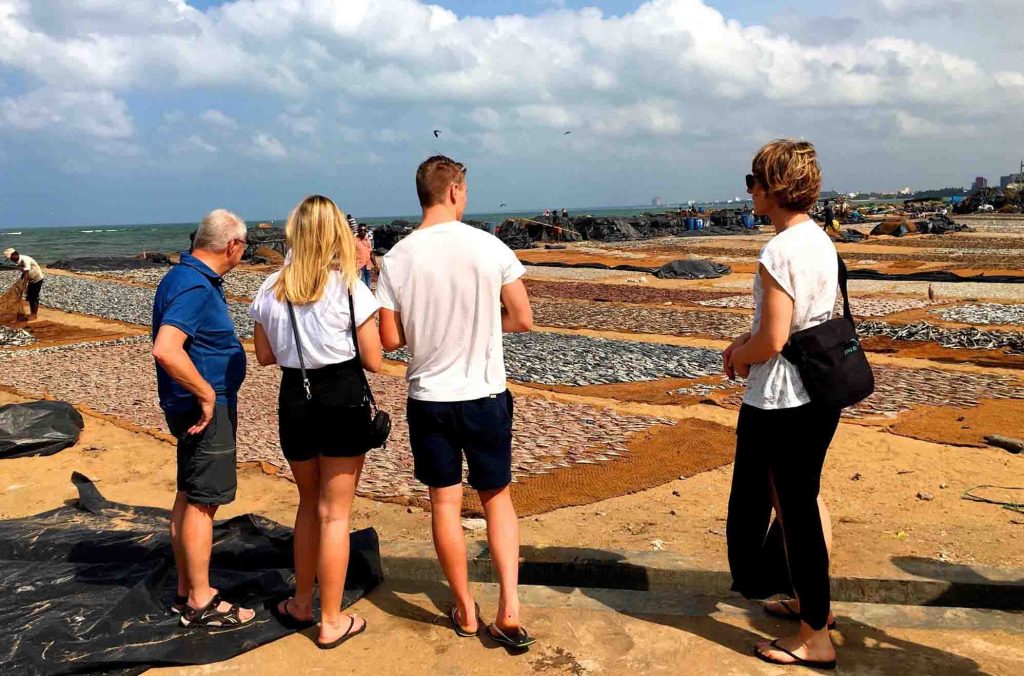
[0,401,84,459]
[0,473,383,675]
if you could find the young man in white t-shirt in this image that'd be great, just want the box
[376,155,536,649]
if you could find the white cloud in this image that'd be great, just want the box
[172,133,218,154]
[251,132,287,159]
[201,109,237,128]
[0,89,133,139]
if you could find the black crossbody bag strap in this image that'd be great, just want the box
[285,300,312,400]
[837,254,853,323]
[348,289,378,412]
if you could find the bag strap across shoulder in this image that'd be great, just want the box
[348,288,378,411]
[285,300,312,400]
[837,254,853,323]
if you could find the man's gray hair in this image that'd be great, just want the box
[193,209,247,251]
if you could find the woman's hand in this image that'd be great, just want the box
[723,332,750,379]
[728,351,751,379]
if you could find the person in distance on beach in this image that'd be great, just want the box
[250,195,381,649]
[355,223,377,289]
[722,140,841,669]
[4,248,44,320]
[151,209,254,628]
[376,155,537,649]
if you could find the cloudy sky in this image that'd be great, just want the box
[1,0,1022,227]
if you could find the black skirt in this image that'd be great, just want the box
[278,358,372,461]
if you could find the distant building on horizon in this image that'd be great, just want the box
[1001,173,1024,190]
[898,187,913,196]
[651,196,663,207]
[972,176,988,192]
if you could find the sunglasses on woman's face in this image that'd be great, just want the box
[745,174,757,191]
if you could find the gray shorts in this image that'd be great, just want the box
[165,404,238,505]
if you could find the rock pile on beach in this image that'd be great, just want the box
[933,303,1024,326]
[859,321,1024,354]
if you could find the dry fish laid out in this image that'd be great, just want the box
[85,267,271,300]
[717,364,1024,419]
[34,274,255,337]
[932,303,1024,327]
[530,298,752,339]
[388,332,724,387]
[858,321,1024,354]
[0,326,35,347]
[699,294,931,318]
[0,341,675,499]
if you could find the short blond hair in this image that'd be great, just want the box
[274,195,357,304]
[752,139,821,213]
[416,155,466,208]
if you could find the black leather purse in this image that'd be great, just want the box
[284,292,391,449]
[347,291,391,449]
[780,255,875,409]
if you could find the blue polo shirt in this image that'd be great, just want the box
[152,253,247,413]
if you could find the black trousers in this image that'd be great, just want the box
[726,401,841,631]
[26,279,43,314]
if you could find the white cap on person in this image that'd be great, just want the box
[3,248,15,259]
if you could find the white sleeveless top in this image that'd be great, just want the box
[743,220,838,410]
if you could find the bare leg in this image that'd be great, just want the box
[170,491,189,598]
[317,454,366,644]
[758,476,834,663]
[429,484,476,632]
[479,486,521,632]
[183,501,255,620]
[286,459,319,621]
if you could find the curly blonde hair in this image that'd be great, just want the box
[752,139,821,213]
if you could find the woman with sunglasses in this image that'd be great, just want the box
[723,140,841,670]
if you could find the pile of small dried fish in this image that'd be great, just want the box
[858,321,1024,354]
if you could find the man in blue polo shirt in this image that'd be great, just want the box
[152,208,254,629]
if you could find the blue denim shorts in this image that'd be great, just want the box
[406,391,513,491]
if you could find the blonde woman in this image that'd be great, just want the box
[250,195,382,649]
[723,140,840,669]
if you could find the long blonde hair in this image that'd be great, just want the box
[274,195,358,304]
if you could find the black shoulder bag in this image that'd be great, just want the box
[348,291,392,449]
[780,255,874,409]
[285,295,391,449]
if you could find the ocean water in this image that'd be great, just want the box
[0,204,721,265]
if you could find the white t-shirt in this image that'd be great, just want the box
[375,221,526,402]
[743,219,838,410]
[249,271,380,369]
[17,255,44,282]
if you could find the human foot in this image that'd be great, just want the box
[450,601,480,636]
[318,614,366,649]
[274,597,314,627]
[755,630,836,668]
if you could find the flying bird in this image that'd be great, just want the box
[563,131,572,135]
[499,203,507,207]
[433,129,442,138]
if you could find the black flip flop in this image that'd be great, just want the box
[273,597,315,629]
[317,616,367,650]
[170,594,188,615]
[449,602,481,637]
[764,600,837,631]
[487,623,537,649]
[755,639,836,670]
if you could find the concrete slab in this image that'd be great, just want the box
[154,581,1024,675]
[380,541,1024,610]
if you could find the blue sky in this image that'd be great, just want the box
[1,0,1022,227]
